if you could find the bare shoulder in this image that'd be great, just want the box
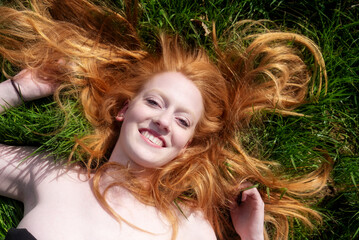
[0,143,63,201]
[177,209,217,239]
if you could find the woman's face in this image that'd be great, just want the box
[116,72,204,168]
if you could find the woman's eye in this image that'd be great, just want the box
[178,118,190,128]
[146,99,160,107]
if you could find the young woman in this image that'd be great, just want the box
[0,0,330,239]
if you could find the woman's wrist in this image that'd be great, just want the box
[0,79,24,113]
[10,79,26,102]
[12,69,58,101]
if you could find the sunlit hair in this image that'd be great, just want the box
[0,1,331,239]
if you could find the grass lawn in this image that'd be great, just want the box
[0,0,358,239]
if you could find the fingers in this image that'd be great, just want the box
[241,188,265,212]
[241,187,262,203]
[234,182,261,205]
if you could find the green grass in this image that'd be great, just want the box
[0,0,358,239]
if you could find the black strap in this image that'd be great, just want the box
[5,228,37,240]
[10,79,25,102]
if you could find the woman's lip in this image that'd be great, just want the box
[139,128,166,148]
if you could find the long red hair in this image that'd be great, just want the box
[0,1,330,239]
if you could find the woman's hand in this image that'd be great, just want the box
[0,69,59,113]
[12,69,58,101]
[230,183,265,240]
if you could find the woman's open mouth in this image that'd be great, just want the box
[139,129,166,148]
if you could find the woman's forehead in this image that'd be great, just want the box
[140,72,204,120]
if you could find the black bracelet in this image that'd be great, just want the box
[10,79,25,102]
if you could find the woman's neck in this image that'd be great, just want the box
[108,137,154,184]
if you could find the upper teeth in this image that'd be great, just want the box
[142,131,163,147]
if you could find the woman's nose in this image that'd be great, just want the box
[153,111,171,132]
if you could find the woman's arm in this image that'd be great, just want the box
[0,143,58,202]
[0,144,36,201]
[0,69,60,201]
